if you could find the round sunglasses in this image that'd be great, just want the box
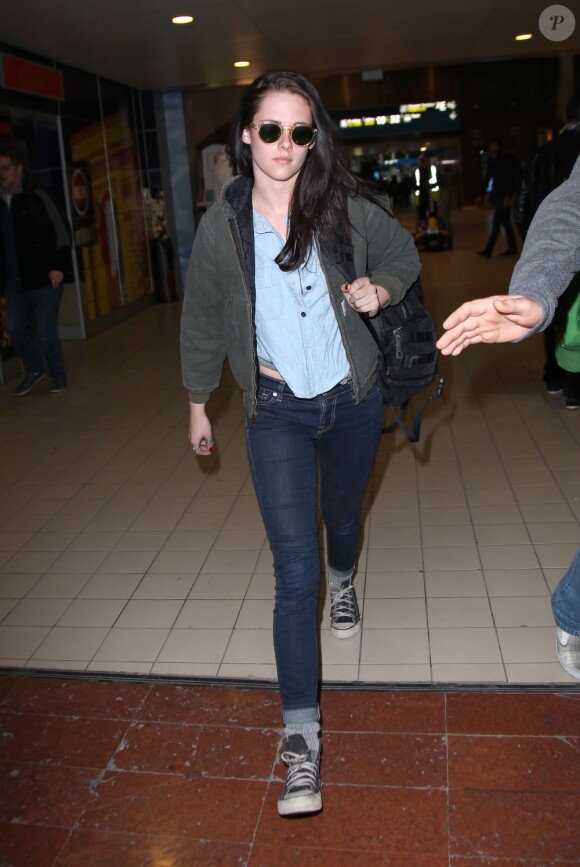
[248,121,317,147]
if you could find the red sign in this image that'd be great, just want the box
[0,54,64,101]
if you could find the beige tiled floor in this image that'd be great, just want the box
[1,207,580,685]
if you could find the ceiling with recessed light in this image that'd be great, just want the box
[1,0,578,91]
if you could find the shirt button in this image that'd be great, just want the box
[273,392,278,397]
[305,285,312,290]
[301,312,306,317]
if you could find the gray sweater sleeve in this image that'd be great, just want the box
[508,155,580,334]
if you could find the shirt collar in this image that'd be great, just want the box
[253,208,286,235]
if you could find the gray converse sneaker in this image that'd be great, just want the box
[330,578,361,638]
[278,734,322,817]
[556,627,580,680]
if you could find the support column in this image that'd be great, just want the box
[154,90,196,297]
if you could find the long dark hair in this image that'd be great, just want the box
[229,70,383,271]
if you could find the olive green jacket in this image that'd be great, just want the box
[181,175,421,418]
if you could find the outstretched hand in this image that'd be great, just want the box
[436,295,545,356]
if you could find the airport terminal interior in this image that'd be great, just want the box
[1,207,579,864]
[1,1,579,863]
[1,207,580,687]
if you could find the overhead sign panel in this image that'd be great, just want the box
[336,101,459,137]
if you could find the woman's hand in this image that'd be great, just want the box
[436,294,545,356]
[342,278,390,317]
[188,401,215,456]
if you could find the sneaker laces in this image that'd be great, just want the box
[330,583,357,621]
[281,747,319,795]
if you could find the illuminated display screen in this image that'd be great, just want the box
[335,101,459,136]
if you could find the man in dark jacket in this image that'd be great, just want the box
[516,95,580,233]
[0,144,71,396]
[514,94,580,405]
[477,138,522,258]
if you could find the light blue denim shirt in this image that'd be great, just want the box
[253,210,350,398]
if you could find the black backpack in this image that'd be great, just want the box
[319,203,443,443]
[362,276,444,443]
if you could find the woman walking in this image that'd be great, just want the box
[181,70,420,815]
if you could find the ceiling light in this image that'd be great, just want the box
[172,15,194,24]
[234,61,251,68]
[515,33,532,41]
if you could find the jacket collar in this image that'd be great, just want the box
[222,175,357,284]
[223,176,253,257]
[223,175,252,221]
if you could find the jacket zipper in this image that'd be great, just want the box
[227,217,259,424]
[317,245,362,400]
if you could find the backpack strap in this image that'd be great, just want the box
[362,312,445,442]
[381,376,445,443]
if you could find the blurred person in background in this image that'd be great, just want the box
[0,143,71,396]
[476,138,522,258]
[514,94,580,405]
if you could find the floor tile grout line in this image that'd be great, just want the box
[2,226,580,688]
[66,429,250,673]
[444,691,451,866]
[246,730,284,865]
[2,667,579,694]
[443,373,554,682]
[471,382,577,681]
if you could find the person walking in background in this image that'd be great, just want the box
[0,143,71,396]
[514,93,580,406]
[436,155,580,680]
[180,70,420,815]
[415,154,438,225]
[476,138,522,258]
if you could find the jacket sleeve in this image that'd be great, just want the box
[508,157,580,335]
[362,198,422,305]
[180,210,228,403]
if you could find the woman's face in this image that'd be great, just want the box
[242,90,315,188]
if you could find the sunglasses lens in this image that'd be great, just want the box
[291,125,315,146]
[257,123,282,143]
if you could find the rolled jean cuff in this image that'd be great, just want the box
[552,609,580,637]
[328,565,354,581]
[282,705,320,725]
[551,543,580,636]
